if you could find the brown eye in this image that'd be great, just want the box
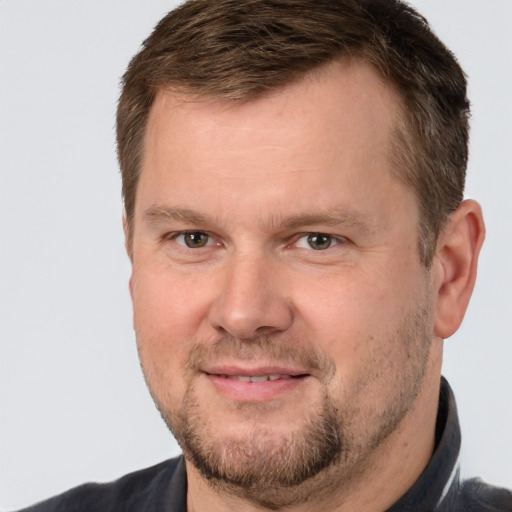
[307,233,333,250]
[180,232,210,248]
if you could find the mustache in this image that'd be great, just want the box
[185,336,336,384]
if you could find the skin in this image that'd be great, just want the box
[127,62,485,511]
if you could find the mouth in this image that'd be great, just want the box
[213,373,306,382]
[202,366,311,401]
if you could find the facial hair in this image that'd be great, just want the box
[144,299,432,509]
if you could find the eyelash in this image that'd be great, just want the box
[293,233,346,251]
[170,231,217,249]
[167,231,346,252]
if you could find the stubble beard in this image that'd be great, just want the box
[144,299,432,509]
[176,387,343,509]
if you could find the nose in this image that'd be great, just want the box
[208,253,294,340]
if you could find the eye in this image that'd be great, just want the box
[295,233,343,251]
[174,231,212,248]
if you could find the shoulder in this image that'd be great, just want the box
[453,478,512,512]
[13,457,185,512]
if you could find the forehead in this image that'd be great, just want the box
[143,61,400,172]
[146,60,399,150]
[138,61,412,232]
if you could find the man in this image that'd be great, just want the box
[14,0,511,511]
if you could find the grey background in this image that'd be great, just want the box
[1,1,511,509]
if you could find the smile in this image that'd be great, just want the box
[217,374,295,382]
[204,370,310,401]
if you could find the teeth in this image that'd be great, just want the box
[224,374,292,382]
[250,375,269,382]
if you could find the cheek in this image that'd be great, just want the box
[132,263,211,337]
[292,263,421,373]
[130,265,213,390]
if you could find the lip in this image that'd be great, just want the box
[204,365,309,378]
[202,365,310,402]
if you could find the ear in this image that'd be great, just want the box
[432,200,485,339]
[122,212,135,302]
[122,212,134,263]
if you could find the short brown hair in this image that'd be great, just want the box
[117,0,469,265]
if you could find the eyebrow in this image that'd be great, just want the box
[144,204,375,232]
[144,205,211,226]
[278,210,374,232]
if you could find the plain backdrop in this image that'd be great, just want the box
[1,1,511,509]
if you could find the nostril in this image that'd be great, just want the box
[256,325,273,332]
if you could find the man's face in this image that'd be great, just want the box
[129,63,436,505]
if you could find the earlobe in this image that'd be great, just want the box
[433,200,485,339]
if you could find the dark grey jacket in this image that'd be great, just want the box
[15,379,512,511]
